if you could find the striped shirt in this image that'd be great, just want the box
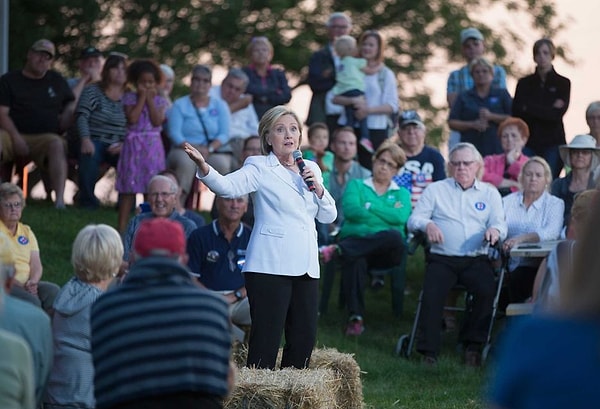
[76,83,127,144]
[91,257,231,409]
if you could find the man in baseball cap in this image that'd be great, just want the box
[133,217,187,260]
[30,39,56,58]
[393,110,445,208]
[91,216,234,408]
[446,27,508,151]
[0,38,75,209]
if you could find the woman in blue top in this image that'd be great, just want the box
[448,57,512,157]
[166,65,231,205]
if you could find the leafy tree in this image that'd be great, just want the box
[7,0,566,146]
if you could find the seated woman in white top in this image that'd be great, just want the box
[501,156,564,303]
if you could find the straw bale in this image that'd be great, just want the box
[309,347,364,409]
[224,367,339,409]
[227,346,364,408]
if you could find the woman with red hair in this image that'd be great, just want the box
[482,117,530,196]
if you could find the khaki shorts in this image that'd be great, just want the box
[0,130,66,170]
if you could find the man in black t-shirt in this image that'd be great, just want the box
[0,39,76,208]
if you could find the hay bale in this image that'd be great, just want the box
[309,347,364,409]
[228,346,364,409]
[225,367,339,409]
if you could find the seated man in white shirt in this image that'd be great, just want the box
[210,68,259,172]
[407,142,507,367]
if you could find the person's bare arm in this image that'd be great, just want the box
[228,95,252,113]
[126,90,147,125]
[59,100,77,133]
[0,105,29,156]
[448,118,487,132]
[145,89,165,127]
[25,250,43,295]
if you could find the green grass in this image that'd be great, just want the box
[23,199,489,409]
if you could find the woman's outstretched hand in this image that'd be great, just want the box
[183,142,210,175]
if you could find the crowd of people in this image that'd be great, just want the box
[0,9,599,409]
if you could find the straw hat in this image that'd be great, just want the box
[559,134,600,168]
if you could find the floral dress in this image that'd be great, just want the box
[116,91,167,193]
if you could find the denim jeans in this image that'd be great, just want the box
[78,139,119,207]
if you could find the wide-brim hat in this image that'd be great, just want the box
[559,134,600,168]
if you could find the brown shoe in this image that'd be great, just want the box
[464,349,481,368]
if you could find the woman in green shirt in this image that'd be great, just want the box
[320,142,411,335]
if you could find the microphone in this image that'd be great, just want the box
[293,150,316,192]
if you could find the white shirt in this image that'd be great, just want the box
[210,86,259,149]
[408,178,507,256]
[503,191,564,270]
[337,65,399,130]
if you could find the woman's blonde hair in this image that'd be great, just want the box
[468,57,493,75]
[258,106,303,155]
[71,224,124,283]
[246,36,273,60]
[517,156,552,189]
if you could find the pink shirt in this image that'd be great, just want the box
[482,153,529,192]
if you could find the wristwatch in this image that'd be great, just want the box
[234,290,244,301]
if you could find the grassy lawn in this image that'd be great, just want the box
[22,199,490,409]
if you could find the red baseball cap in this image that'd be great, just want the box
[133,218,186,258]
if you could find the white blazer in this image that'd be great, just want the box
[200,153,337,278]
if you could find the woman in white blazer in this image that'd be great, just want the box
[184,106,337,370]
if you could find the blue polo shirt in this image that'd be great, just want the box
[449,87,512,156]
[186,220,252,291]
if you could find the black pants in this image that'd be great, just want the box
[357,128,389,170]
[339,230,406,318]
[417,254,495,356]
[245,272,319,369]
[508,265,539,303]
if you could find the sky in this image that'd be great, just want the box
[33,0,600,203]
[287,1,599,146]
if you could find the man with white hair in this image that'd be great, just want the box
[307,12,352,133]
[408,142,507,367]
[121,174,197,264]
[210,68,259,171]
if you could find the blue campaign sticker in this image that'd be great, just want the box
[17,235,29,245]
[489,97,499,105]
[474,202,486,211]
[209,108,219,116]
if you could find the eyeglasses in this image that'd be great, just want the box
[570,150,592,156]
[450,160,475,167]
[1,201,23,209]
[374,158,398,169]
[191,77,211,84]
[148,192,176,199]
[329,24,349,30]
